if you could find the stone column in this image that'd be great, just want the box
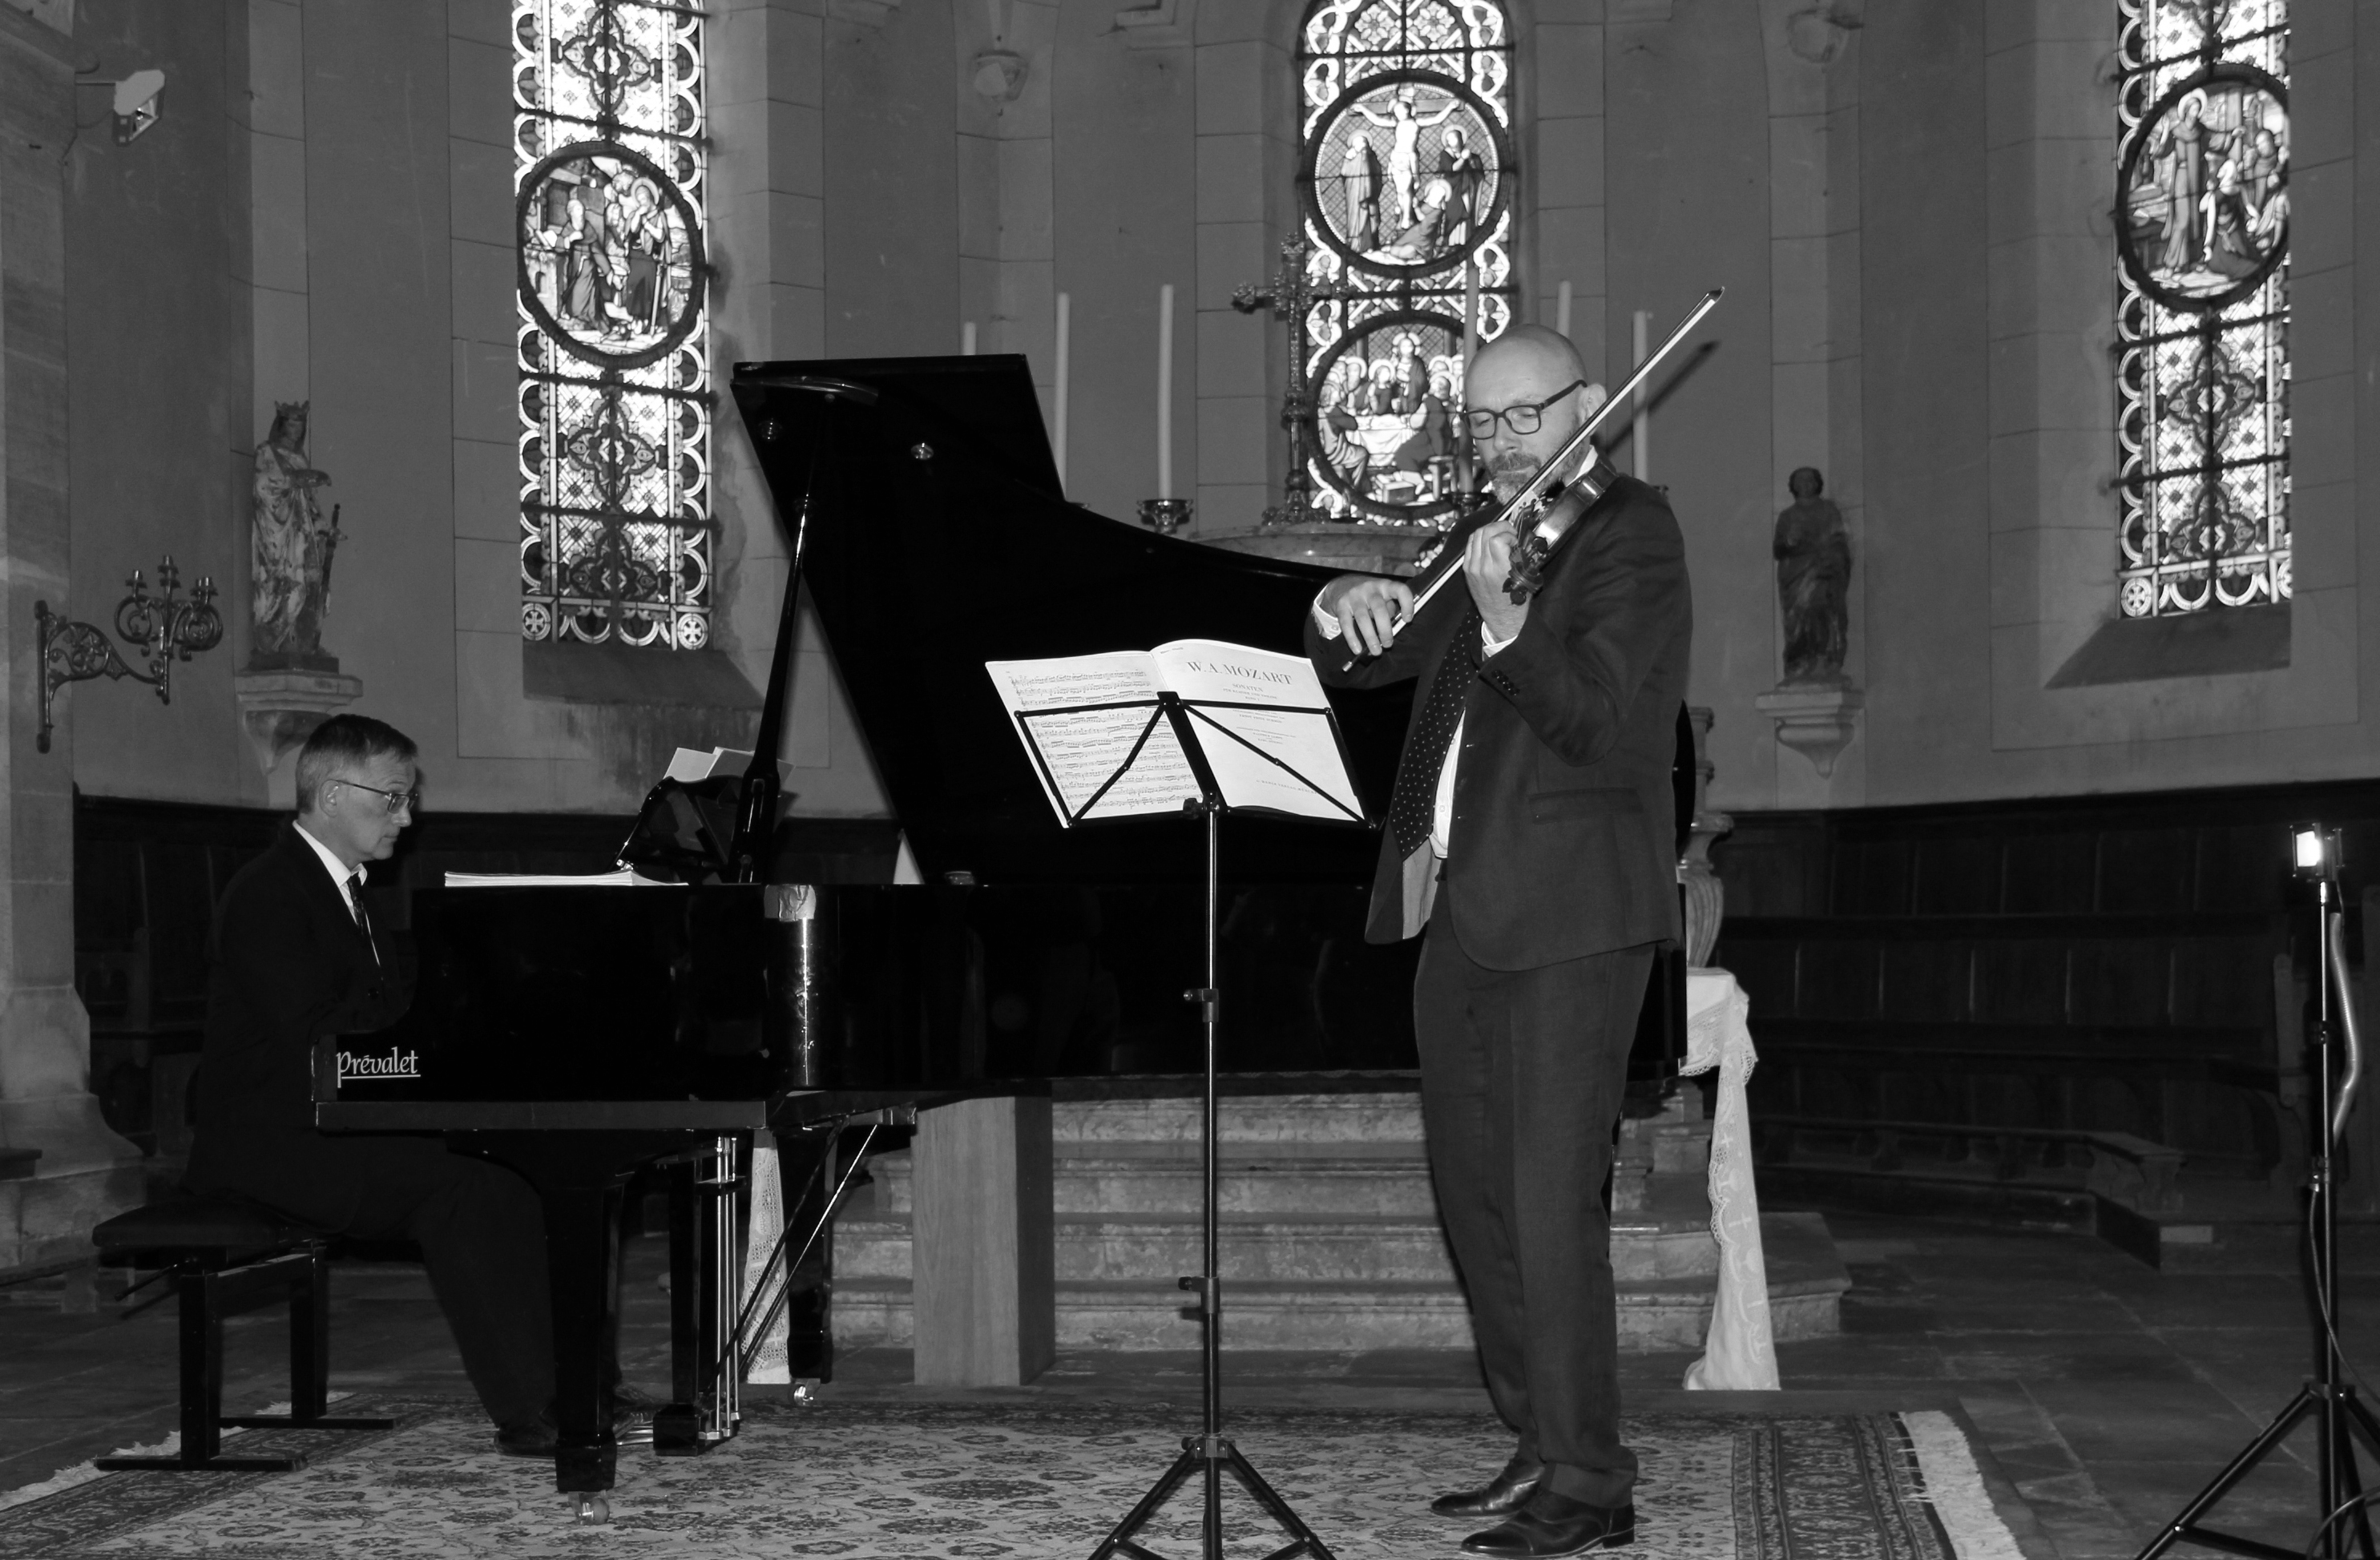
[0,5,144,1272]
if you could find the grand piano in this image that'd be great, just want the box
[317,355,1688,1515]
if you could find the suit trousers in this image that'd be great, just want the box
[1415,889,1652,1507]
[219,1135,556,1429]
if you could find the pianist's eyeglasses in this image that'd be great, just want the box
[1462,379,1590,440]
[330,778,419,816]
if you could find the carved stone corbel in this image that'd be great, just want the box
[1754,679,1863,780]
[236,667,363,777]
[829,0,902,26]
[1112,0,1193,48]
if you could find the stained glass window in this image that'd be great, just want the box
[515,0,712,649]
[1297,0,1513,524]
[2115,0,2289,618]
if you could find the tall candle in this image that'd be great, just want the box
[1054,291,1071,493]
[1157,283,1175,501]
[1632,308,1652,482]
[1556,281,1572,339]
[962,320,978,356]
[1462,259,1480,372]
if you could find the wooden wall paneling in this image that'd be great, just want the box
[1796,941,1881,1021]
[1831,836,1911,917]
[2001,831,2097,914]
[2095,827,2197,915]
[1878,938,1974,1024]
[1971,940,2068,1026]
[2066,937,2173,1028]
[1910,834,2002,916]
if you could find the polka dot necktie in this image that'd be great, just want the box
[1387,605,1482,859]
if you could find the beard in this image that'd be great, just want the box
[1486,450,1537,500]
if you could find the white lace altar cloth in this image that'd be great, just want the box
[1680,967,1779,1391]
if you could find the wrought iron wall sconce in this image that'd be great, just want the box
[36,557,224,753]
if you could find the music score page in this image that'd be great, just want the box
[985,640,1362,828]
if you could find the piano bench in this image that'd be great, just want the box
[89,1199,396,1472]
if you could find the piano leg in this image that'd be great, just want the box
[656,1136,740,1455]
[456,1130,694,1501]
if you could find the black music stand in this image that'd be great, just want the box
[1005,687,1360,1560]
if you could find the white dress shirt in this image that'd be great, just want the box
[1313,596,1512,858]
[295,820,365,920]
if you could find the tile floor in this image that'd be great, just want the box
[0,1210,2370,1560]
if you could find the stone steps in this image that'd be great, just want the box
[829,1092,1846,1353]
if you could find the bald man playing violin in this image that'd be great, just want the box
[1304,327,1692,1558]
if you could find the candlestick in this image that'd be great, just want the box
[962,320,978,356]
[1556,280,1572,339]
[1632,308,1652,482]
[1459,260,1480,497]
[1157,283,1175,502]
[1462,259,1480,369]
[1054,292,1071,493]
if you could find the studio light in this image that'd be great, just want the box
[2295,822,2342,877]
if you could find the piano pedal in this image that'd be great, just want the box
[571,1493,610,1526]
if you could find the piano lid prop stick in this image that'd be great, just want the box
[1556,280,1572,339]
[962,320,977,356]
[1158,283,1175,501]
[1348,287,1721,664]
[1054,291,1071,494]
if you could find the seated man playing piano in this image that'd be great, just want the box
[184,715,561,1457]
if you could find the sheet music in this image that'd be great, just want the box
[1152,641,1364,823]
[985,642,1362,828]
[983,652,1204,826]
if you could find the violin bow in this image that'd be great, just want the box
[1348,285,1724,660]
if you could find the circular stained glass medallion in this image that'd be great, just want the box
[1309,310,1473,521]
[1303,71,1511,283]
[517,139,707,371]
[2117,64,2289,312]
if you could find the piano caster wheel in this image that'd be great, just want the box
[571,1494,610,1526]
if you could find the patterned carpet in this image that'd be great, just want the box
[0,1401,2025,1560]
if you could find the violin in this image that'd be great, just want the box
[1341,288,1722,669]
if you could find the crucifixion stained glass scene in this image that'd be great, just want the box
[516,0,713,651]
[2114,0,2289,618]
[1298,0,1513,523]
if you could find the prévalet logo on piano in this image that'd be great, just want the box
[337,1047,421,1082]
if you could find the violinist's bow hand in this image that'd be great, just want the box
[1326,575,1414,661]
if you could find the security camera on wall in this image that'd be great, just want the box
[111,69,163,145]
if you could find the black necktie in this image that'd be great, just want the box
[348,873,380,964]
[1387,606,1482,858]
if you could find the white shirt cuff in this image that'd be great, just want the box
[1311,593,1342,641]
[1481,623,1514,655]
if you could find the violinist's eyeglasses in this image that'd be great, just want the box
[1463,380,1590,440]
[329,778,419,816]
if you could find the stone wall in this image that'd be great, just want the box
[41,0,2380,828]
[2,0,143,1272]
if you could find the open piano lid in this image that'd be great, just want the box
[731,354,1410,887]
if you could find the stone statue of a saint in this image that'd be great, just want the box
[1773,466,1850,684]
[250,401,343,669]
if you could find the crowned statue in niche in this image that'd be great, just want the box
[249,401,344,671]
[1774,466,1850,684]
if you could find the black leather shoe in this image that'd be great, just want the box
[1431,1453,1546,1518]
[492,1418,558,1458]
[1462,1494,1635,1557]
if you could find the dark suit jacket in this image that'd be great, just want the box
[184,822,413,1226]
[1308,475,1692,970]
